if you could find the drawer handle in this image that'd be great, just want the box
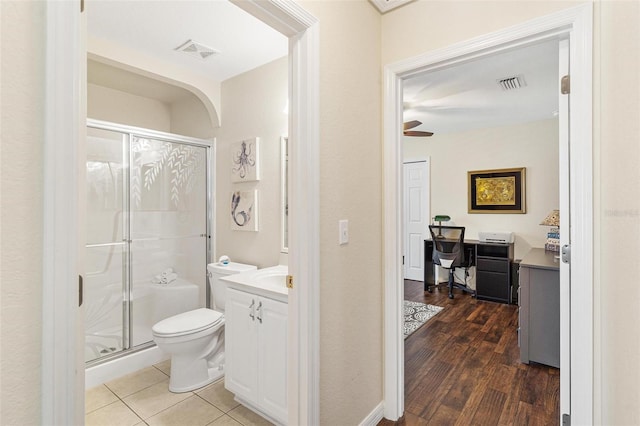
[256,301,263,323]
[249,299,255,321]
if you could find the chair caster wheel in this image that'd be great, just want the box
[448,294,454,299]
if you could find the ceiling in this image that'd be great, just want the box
[403,39,560,136]
[88,1,558,134]
[87,0,288,101]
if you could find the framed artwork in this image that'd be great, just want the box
[230,190,258,231]
[468,167,526,213]
[231,137,260,182]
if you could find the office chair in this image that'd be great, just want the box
[428,225,476,299]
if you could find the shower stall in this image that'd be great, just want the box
[85,120,212,368]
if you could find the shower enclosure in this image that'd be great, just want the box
[85,120,212,365]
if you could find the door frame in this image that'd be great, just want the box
[383,4,593,423]
[42,1,320,425]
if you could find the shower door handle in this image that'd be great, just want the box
[79,275,83,307]
[249,299,255,321]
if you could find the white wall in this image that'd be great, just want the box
[0,1,45,424]
[296,1,383,424]
[384,0,640,423]
[88,83,172,132]
[381,1,581,66]
[170,96,215,140]
[214,57,288,269]
[88,81,214,139]
[405,119,559,259]
[597,1,640,422]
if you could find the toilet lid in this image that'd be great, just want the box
[152,308,223,337]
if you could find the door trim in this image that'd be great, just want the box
[43,1,320,425]
[42,1,85,423]
[383,4,593,423]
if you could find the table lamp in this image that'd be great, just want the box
[540,209,560,252]
[433,215,451,238]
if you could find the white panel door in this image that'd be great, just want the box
[257,297,288,424]
[225,288,259,403]
[403,161,430,281]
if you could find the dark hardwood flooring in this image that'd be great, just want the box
[379,280,559,426]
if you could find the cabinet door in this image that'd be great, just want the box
[476,270,509,302]
[225,288,259,403]
[257,297,288,424]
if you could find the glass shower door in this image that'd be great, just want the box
[129,136,208,347]
[85,127,128,362]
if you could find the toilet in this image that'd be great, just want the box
[151,261,257,393]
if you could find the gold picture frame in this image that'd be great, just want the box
[468,167,526,214]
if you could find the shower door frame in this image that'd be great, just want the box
[85,119,214,366]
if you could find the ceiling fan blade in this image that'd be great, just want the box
[404,130,434,137]
[403,120,422,131]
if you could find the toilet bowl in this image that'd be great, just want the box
[151,262,257,393]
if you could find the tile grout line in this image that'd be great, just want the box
[85,385,120,415]
[128,392,199,423]
[118,398,145,424]
[152,364,170,377]
[191,393,231,423]
[112,387,146,425]
[103,373,168,400]
[90,366,247,425]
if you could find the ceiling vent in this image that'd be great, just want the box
[498,75,526,91]
[174,39,219,60]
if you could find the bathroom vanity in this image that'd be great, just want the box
[222,266,289,425]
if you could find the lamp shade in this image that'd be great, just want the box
[540,209,560,226]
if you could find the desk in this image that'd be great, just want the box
[424,239,514,303]
[518,248,560,368]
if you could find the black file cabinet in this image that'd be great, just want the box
[475,242,514,304]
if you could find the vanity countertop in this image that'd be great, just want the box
[221,264,289,302]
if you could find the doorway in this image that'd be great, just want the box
[383,4,593,424]
[42,2,320,424]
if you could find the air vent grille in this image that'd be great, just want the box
[498,75,526,91]
[174,39,219,60]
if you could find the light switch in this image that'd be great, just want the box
[339,220,349,245]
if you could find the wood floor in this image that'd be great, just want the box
[379,280,559,426]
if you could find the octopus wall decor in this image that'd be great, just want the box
[231,138,260,182]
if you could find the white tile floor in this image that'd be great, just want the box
[86,360,274,426]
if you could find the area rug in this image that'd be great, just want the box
[404,300,444,339]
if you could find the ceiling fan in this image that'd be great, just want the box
[403,120,433,137]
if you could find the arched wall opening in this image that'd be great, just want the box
[88,54,219,139]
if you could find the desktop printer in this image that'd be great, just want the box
[478,231,514,244]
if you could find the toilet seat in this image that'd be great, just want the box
[152,308,223,338]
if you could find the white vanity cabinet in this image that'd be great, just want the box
[225,287,288,425]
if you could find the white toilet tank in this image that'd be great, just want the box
[207,261,257,312]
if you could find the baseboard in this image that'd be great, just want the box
[85,346,168,389]
[359,402,385,426]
